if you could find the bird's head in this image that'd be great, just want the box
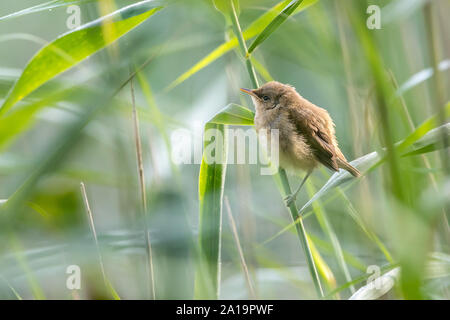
[240,81,297,112]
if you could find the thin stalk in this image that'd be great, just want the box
[80,182,106,277]
[80,182,119,299]
[229,0,323,298]
[424,3,449,175]
[224,197,256,298]
[130,77,156,300]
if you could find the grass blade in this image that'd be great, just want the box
[0,96,61,149]
[325,264,399,299]
[307,233,367,272]
[166,0,318,90]
[273,169,324,297]
[80,182,120,300]
[195,122,228,299]
[336,188,393,263]
[397,60,450,95]
[130,77,156,300]
[209,104,255,126]
[0,1,162,115]
[247,0,304,56]
[229,1,323,298]
[0,276,23,300]
[263,121,450,246]
[224,197,256,299]
[381,0,428,24]
[299,110,450,216]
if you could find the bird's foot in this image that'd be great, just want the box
[284,194,297,207]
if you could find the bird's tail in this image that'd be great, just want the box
[337,158,361,177]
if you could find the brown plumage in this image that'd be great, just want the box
[243,81,360,177]
[241,81,360,185]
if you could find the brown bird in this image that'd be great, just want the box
[240,81,360,206]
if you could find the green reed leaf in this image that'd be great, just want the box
[0,1,162,115]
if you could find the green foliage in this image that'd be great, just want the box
[0,1,162,115]
[196,123,228,299]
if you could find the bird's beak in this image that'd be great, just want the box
[240,88,258,99]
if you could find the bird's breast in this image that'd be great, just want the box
[254,109,283,132]
[254,110,317,172]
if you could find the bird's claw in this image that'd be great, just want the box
[284,194,296,207]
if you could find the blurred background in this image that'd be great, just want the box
[0,0,448,299]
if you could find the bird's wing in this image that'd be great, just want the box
[288,107,339,172]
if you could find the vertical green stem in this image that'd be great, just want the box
[230,1,258,88]
[229,0,323,298]
[196,122,228,299]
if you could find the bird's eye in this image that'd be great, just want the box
[262,95,270,101]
